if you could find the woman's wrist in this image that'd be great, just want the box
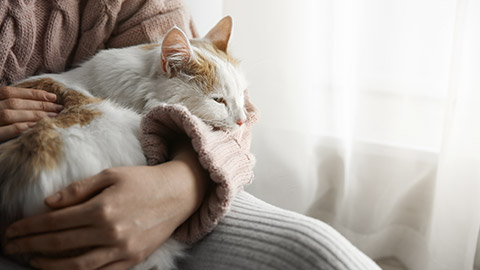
[156,138,210,228]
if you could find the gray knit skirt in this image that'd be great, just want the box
[0,191,380,270]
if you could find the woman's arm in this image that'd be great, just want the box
[4,138,209,270]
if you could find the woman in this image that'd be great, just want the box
[0,1,380,269]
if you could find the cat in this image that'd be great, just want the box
[0,16,247,270]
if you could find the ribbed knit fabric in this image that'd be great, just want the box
[178,191,381,270]
[0,192,380,270]
[0,0,197,86]
[139,95,259,244]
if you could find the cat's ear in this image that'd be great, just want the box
[161,27,192,76]
[205,16,232,52]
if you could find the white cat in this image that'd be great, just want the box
[0,16,246,270]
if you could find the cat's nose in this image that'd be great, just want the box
[237,120,244,126]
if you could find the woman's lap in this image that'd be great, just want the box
[1,191,379,270]
[177,191,380,270]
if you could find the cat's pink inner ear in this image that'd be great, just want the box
[161,27,192,74]
[205,16,232,52]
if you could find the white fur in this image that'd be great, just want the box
[22,101,146,217]
[0,25,247,270]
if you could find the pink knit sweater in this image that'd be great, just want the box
[140,95,258,243]
[0,0,197,85]
[1,0,258,244]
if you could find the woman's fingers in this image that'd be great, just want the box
[29,247,120,270]
[1,165,182,269]
[0,86,62,126]
[0,122,36,142]
[5,203,93,239]
[45,169,117,208]
[0,86,57,102]
[0,109,57,125]
[6,170,119,240]
[4,227,104,254]
[0,87,62,143]
[0,98,63,112]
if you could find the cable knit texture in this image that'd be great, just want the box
[0,0,198,86]
[140,95,259,243]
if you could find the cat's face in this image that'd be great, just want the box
[178,41,247,130]
[158,16,247,130]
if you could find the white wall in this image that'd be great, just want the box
[183,0,313,211]
[184,0,223,36]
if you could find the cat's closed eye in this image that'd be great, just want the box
[213,97,227,106]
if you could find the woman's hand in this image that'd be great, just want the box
[0,86,63,142]
[4,139,209,270]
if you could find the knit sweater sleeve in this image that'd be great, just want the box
[139,95,259,244]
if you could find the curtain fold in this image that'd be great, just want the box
[223,0,480,269]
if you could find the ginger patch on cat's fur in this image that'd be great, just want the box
[186,39,240,94]
[15,78,102,128]
[15,122,63,172]
[185,52,218,94]
[191,39,240,66]
[9,78,103,174]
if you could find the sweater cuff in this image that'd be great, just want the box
[139,104,257,244]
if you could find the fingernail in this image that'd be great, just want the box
[46,192,61,204]
[46,93,57,102]
[54,104,64,112]
[5,243,18,254]
[27,122,37,128]
[47,112,58,118]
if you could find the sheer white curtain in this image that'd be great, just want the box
[216,0,480,270]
